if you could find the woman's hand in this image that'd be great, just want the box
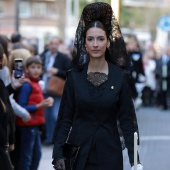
[22,114,31,122]
[9,144,15,152]
[52,158,65,170]
[11,71,29,90]
[131,164,143,170]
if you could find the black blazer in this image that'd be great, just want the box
[0,80,15,148]
[52,62,138,170]
[155,57,170,79]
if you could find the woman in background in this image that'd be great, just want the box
[0,44,25,170]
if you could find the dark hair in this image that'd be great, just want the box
[0,44,4,58]
[72,2,130,70]
[25,57,42,68]
[11,33,22,43]
[0,35,8,59]
[84,21,110,40]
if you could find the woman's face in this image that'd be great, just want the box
[126,39,138,51]
[85,27,108,59]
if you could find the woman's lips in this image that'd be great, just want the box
[92,50,100,53]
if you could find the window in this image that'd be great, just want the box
[32,2,47,17]
[19,1,31,18]
[0,1,5,17]
[47,3,59,18]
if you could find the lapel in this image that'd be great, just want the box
[45,51,59,69]
[44,51,51,69]
[53,52,60,67]
[106,62,123,97]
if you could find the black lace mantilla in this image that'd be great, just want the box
[87,72,108,86]
[72,2,130,70]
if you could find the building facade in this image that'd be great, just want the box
[0,0,68,52]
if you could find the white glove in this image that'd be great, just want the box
[131,164,143,170]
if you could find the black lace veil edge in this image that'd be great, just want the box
[72,2,130,71]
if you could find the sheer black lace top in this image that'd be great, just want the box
[87,72,108,87]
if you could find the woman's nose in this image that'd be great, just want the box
[93,40,98,47]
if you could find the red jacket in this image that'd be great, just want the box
[16,76,45,126]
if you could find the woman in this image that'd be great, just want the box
[126,36,145,109]
[0,44,24,170]
[8,48,32,170]
[52,2,143,170]
[142,43,157,106]
[0,34,9,59]
[0,41,31,122]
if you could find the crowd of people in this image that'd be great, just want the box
[126,35,170,111]
[0,2,170,170]
[0,33,72,170]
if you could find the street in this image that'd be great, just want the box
[39,107,170,170]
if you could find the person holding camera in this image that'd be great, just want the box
[0,44,25,170]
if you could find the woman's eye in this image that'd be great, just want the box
[99,38,104,41]
[87,38,93,41]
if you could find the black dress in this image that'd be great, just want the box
[84,71,108,170]
[52,61,139,170]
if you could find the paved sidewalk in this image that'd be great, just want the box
[39,107,170,170]
[123,107,170,170]
[39,145,53,170]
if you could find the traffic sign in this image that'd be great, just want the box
[158,15,170,32]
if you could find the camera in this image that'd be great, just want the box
[14,58,23,79]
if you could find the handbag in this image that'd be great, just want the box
[62,143,80,170]
[47,76,65,96]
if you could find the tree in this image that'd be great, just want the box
[119,0,170,40]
